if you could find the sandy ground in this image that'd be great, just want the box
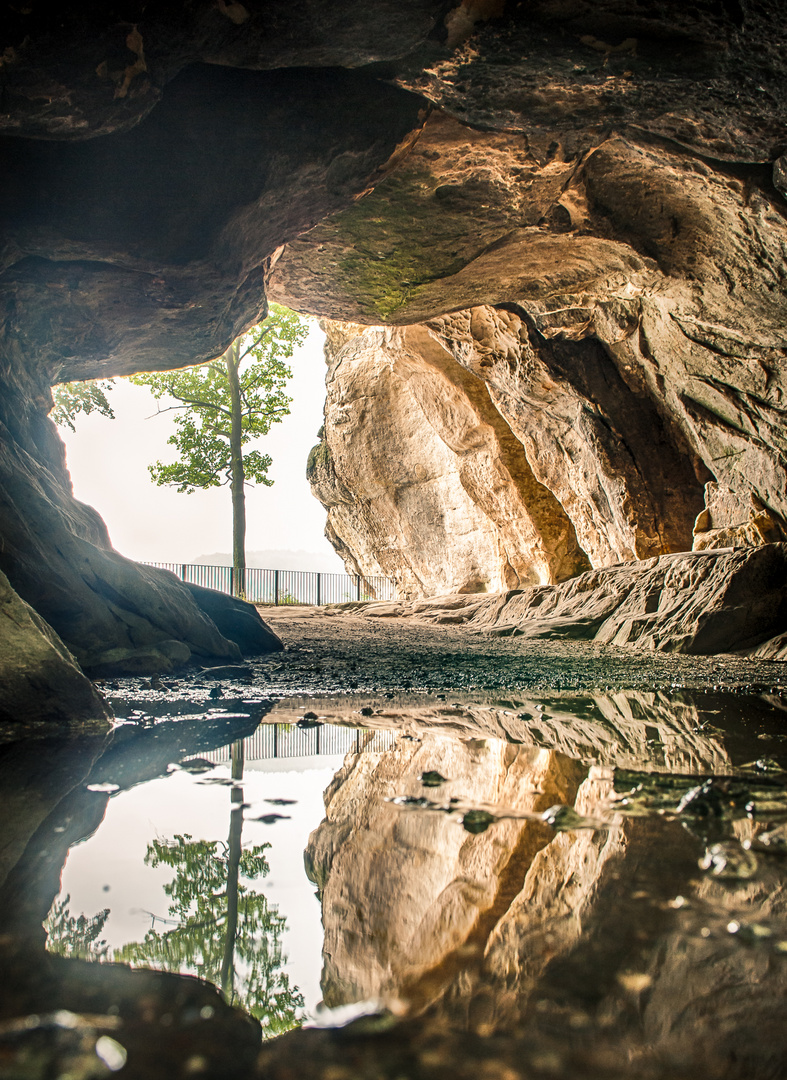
[253,605,786,696]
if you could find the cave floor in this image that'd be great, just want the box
[248,605,785,697]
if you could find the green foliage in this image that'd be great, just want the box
[50,380,115,432]
[115,832,304,1036]
[131,305,310,494]
[44,893,110,960]
[306,439,331,479]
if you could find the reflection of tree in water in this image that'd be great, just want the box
[116,741,304,1037]
[45,893,110,961]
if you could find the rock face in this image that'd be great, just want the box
[293,105,787,591]
[350,545,787,659]
[308,322,591,596]
[1,1,787,723]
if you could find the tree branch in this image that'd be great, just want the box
[147,397,232,418]
[237,326,272,364]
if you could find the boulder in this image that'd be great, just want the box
[0,569,110,736]
[184,582,284,656]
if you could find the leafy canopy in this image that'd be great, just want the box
[44,893,110,961]
[131,305,310,494]
[115,833,304,1036]
[50,380,115,432]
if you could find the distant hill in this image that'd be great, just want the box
[190,548,345,574]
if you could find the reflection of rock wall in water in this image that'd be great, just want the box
[306,696,787,1076]
[307,734,585,1008]
[288,688,744,776]
[306,688,736,1010]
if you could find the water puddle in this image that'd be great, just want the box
[2,687,787,1077]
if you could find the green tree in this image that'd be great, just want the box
[115,743,304,1036]
[132,305,309,596]
[44,893,110,960]
[50,379,115,431]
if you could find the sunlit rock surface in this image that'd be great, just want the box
[294,108,787,585]
[346,545,787,658]
[308,321,591,596]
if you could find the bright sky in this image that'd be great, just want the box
[59,322,345,570]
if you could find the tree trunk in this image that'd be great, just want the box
[225,341,246,598]
[220,738,245,1001]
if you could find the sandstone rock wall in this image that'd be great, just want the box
[308,322,591,597]
[295,109,787,594]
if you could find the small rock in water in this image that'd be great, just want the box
[252,813,291,824]
[541,805,603,831]
[700,841,759,880]
[388,795,435,809]
[460,809,497,834]
[169,758,216,774]
[420,770,448,787]
[265,798,297,806]
[675,778,751,819]
[208,685,223,699]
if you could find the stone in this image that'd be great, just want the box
[285,106,787,586]
[693,482,787,551]
[0,569,111,735]
[184,583,283,655]
[310,309,709,592]
[373,546,787,658]
[309,321,591,598]
[0,1,786,708]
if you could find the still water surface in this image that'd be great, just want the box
[8,688,787,1076]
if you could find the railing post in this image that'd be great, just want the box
[274,569,279,606]
[316,573,321,607]
[356,574,361,601]
[181,563,186,582]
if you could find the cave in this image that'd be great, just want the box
[1,2,787,1077]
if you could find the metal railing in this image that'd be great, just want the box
[196,723,399,763]
[144,562,397,605]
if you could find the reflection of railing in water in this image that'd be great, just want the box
[195,724,398,763]
[144,562,397,605]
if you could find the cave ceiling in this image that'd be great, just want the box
[1,0,785,379]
